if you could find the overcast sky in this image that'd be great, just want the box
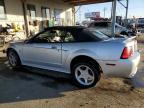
[75,0,144,22]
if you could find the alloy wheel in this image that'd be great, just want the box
[75,65,95,86]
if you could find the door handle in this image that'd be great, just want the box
[51,46,57,49]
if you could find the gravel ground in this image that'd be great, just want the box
[0,37,143,108]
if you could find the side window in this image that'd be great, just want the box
[0,0,6,19]
[41,7,50,19]
[32,31,51,43]
[27,4,36,20]
[63,31,75,42]
[32,29,64,43]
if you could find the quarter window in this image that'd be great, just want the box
[63,32,75,42]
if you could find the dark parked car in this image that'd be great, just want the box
[137,18,144,28]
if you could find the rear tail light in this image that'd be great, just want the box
[121,47,133,59]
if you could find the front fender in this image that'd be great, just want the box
[7,43,23,60]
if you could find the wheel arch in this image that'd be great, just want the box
[7,48,16,55]
[70,55,103,74]
[7,48,21,63]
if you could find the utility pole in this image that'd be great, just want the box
[104,7,106,18]
[125,0,129,19]
[125,0,129,26]
[111,0,117,37]
[79,6,82,23]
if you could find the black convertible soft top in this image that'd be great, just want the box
[45,26,86,31]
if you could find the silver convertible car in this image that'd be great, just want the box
[7,26,140,88]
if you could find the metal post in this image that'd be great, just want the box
[104,7,106,18]
[21,0,29,37]
[125,0,129,26]
[111,0,117,37]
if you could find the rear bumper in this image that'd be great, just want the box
[98,52,140,78]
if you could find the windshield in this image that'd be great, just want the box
[90,30,109,40]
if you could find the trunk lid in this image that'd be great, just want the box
[103,36,137,52]
[102,36,138,59]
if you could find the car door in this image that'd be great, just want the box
[21,29,62,71]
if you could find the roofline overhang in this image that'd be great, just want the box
[63,0,120,6]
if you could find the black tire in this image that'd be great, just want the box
[7,49,21,69]
[72,62,100,88]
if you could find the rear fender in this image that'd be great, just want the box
[64,49,99,73]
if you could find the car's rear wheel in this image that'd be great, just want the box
[8,49,21,69]
[72,62,100,88]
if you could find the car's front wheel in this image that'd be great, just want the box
[72,62,100,88]
[8,49,21,69]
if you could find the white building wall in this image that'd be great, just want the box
[25,0,74,25]
[0,0,75,29]
[0,0,24,27]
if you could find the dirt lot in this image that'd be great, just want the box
[0,36,144,108]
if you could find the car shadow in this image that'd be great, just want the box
[0,55,143,104]
[131,69,144,88]
[0,56,79,104]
